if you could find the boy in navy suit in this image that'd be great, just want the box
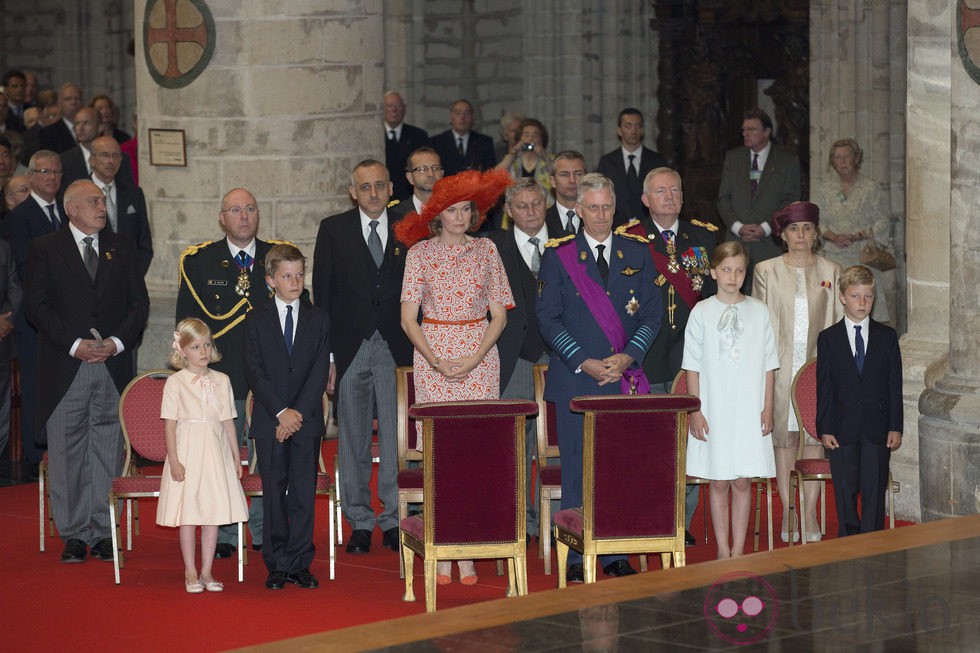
[244,244,330,589]
[816,265,902,537]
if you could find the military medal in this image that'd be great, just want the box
[235,269,250,296]
[666,237,680,273]
[691,275,704,292]
[625,297,639,315]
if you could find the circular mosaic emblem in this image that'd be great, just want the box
[958,0,980,85]
[143,0,216,89]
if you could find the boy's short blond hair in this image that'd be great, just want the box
[838,265,875,294]
[265,243,306,276]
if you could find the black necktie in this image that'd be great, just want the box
[457,137,465,156]
[854,325,865,373]
[46,204,59,228]
[284,305,294,355]
[82,236,98,280]
[662,229,675,245]
[750,152,760,194]
[596,244,609,286]
[389,129,396,142]
[565,209,575,234]
[368,220,383,267]
[627,154,638,180]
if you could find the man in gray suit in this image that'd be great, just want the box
[716,108,800,292]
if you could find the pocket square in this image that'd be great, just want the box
[126,205,136,214]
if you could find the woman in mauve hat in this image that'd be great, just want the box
[397,169,515,586]
[752,201,843,544]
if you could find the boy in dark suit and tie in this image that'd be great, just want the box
[816,264,902,537]
[244,244,330,590]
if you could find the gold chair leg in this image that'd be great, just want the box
[515,553,528,595]
[752,479,762,552]
[766,478,773,551]
[583,555,596,584]
[660,552,670,569]
[496,559,504,576]
[397,494,408,579]
[639,554,648,572]
[424,558,437,613]
[702,484,710,543]
[555,529,568,589]
[788,472,799,547]
[401,542,415,602]
[798,474,809,545]
[674,549,686,567]
[506,559,516,597]
[540,489,550,572]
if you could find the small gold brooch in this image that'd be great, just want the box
[625,297,639,315]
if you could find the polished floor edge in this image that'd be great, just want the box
[234,514,980,652]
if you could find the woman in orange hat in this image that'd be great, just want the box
[398,169,515,586]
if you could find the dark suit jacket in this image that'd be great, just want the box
[816,319,902,446]
[716,144,801,262]
[6,195,63,282]
[536,232,661,404]
[110,179,153,276]
[5,111,25,133]
[487,229,549,390]
[25,227,149,432]
[544,204,579,238]
[428,129,496,176]
[632,217,718,385]
[385,123,429,201]
[0,239,22,362]
[244,299,330,441]
[60,146,135,191]
[311,208,413,383]
[596,146,667,225]
[38,119,75,154]
[176,238,276,399]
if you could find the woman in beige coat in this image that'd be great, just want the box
[753,201,843,543]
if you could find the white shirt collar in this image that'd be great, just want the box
[68,220,98,245]
[651,218,679,236]
[226,238,256,262]
[621,145,642,169]
[583,231,613,261]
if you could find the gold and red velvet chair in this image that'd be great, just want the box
[242,391,337,580]
[107,370,223,584]
[532,363,562,574]
[788,358,895,545]
[671,371,774,552]
[554,394,699,587]
[400,399,538,613]
[395,366,422,578]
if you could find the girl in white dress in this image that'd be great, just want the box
[156,318,248,593]
[683,242,779,559]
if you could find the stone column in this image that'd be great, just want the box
[917,1,980,521]
[135,1,384,368]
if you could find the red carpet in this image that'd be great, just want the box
[1,439,913,652]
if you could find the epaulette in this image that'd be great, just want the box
[179,240,214,261]
[267,238,298,248]
[690,219,719,232]
[387,199,401,208]
[614,222,649,244]
[544,234,576,248]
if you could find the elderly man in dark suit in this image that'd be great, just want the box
[537,173,662,582]
[6,150,65,474]
[38,83,83,154]
[716,108,801,292]
[88,136,152,275]
[383,91,429,202]
[312,159,414,555]
[596,108,668,226]
[428,99,496,176]
[25,179,149,563]
[489,178,552,541]
[176,187,282,558]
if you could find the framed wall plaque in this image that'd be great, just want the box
[148,129,187,167]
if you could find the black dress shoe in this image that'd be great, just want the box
[60,538,87,563]
[603,559,637,577]
[265,571,287,590]
[685,530,696,546]
[214,543,235,559]
[346,529,371,554]
[90,538,115,561]
[566,563,584,583]
[381,527,400,552]
[252,543,263,552]
[287,568,319,589]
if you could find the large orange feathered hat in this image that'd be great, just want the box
[394,168,513,247]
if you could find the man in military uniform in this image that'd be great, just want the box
[623,166,718,546]
[176,187,284,558]
[536,173,662,582]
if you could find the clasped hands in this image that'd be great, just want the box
[434,356,478,382]
[738,223,767,242]
[276,408,303,442]
[581,353,632,386]
[74,338,117,363]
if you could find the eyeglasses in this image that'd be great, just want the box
[221,205,258,217]
[95,152,123,160]
[409,164,443,174]
[30,168,63,177]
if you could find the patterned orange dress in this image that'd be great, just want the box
[401,237,514,425]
